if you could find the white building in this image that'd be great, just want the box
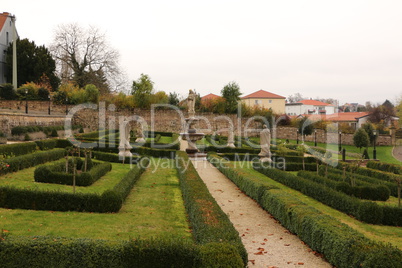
[286,99,336,116]
[0,12,18,84]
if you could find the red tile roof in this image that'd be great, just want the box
[0,12,9,32]
[297,99,334,106]
[241,89,285,99]
[201,93,221,100]
[305,112,369,122]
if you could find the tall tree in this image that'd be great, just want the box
[6,38,59,90]
[131,74,154,109]
[221,81,241,114]
[50,23,123,94]
[353,128,369,152]
[168,92,180,106]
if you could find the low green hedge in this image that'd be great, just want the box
[208,154,402,268]
[1,149,66,175]
[254,163,402,226]
[175,151,247,266]
[34,160,112,186]
[297,171,390,201]
[319,165,399,197]
[340,162,399,183]
[0,162,146,213]
[0,236,198,267]
[35,139,57,150]
[0,142,37,157]
[93,151,141,164]
[366,161,402,175]
[0,235,246,267]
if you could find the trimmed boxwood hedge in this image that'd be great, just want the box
[253,162,402,226]
[0,161,147,213]
[208,153,402,268]
[297,171,390,201]
[93,151,141,164]
[366,161,402,174]
[319,165,399,197]
[1,148,66,175]
[0,236,198,268]
[175,151,247,266]
[0,141,37,157]
[35,139,57,150]
[34,160,112,186]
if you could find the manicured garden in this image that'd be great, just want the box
[0,133,247,267]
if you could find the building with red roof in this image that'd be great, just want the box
[0,12,18,84]
[241,89,286,114]
[286,99,336,116]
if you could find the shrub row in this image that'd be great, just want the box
[219,153,318,163]
[297,171,390,201]
[0,162,146,213]
[208,154,402,268]
[0,235,248,267]
[366,161,402,175]
[0,236,200,267]
[93,151,141,164]
[92,145,176,159]
[339,162,399,183]
[0,141,37,157]
[175,151,247,266]
[34,160,112,186]
[35,139,57,150]
[1,149,66,175]
[319,165,399,197]
[254,163,402,226]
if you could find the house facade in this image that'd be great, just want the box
[286,99,336,116]
[241,89,286,114]
[0,12,18,85]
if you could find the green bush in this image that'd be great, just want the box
[254,162,401,226]
[35,139,57,150]
[1,149,65,175]
[197,243,244,267]
[357,202,384,224]
[0,141,37,157]
[34,160,111,186]
[93,151,140,163]
[298,171,390,201]
[1,162,146,213]
[0,236,199,267]
[319,165,399,197]
[176,151,247,266]
[366,161,402,175]
[208,154,402,268]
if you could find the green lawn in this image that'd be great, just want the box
[232,162,402,250]
[0,159,192,241]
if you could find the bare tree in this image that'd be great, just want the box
[50,23,125,94]
[287,93,304,103]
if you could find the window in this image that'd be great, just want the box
[6,32,9,45]
[269,100,272,103]
[255,100,260,105]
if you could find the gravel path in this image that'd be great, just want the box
[192,159,332,268]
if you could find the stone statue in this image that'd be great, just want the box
[119,118,132,157]
[187,89,196,117]
[227,126,235,148]
[258,124,272,162]
[135,121,146,143]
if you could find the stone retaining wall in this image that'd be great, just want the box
[0,101,395,146]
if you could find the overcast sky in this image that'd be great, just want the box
[3,0,402,105]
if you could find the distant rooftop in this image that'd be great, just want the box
[241,89,285,99]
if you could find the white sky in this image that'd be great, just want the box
[3,0,402,105]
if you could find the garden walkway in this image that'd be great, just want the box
[191,158,332,267]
